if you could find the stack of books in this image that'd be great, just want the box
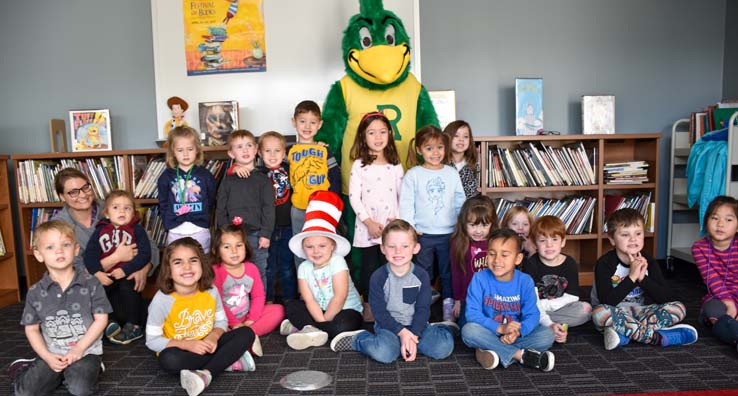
[603,192,653,232]
[17,157,125,204]
[604,161,649,184]
[496,196,597,235]
[140,206,167,248]
[487,142,596,188]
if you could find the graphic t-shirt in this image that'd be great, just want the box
[289,143,331,209]
[297,255,363,313]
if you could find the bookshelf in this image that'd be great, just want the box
[12,147,229,289]
[476,133,660,286]
[666,119,700,265]
[0,155,20,308]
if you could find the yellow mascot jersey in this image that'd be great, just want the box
[340,74,421,194]
[289,143,331,209]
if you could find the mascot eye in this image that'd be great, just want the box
[385,24,396,46]
[359,27,372,49]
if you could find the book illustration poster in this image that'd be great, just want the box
[183,0,266,76]
[428,90,456,130]
[582,95,615,134]
[515,78,543,136]
[69,109,112,152]
[199,101,239,146]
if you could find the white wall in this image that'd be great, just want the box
[152,0,419,139]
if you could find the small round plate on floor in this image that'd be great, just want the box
[279,370,332,391]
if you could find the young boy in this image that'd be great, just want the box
[592,208,698,350]
[461,228,555,371]
[259,131,297,302]
[216,129,275,288]
[524,215,592,343]
[329,219,455,363]
[84,190,151,345]
[288,100,341,244]
[10,220,111,396]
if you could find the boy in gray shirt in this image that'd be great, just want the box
[330,220,455,363]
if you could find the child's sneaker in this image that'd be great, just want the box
[430,320,460,336]
[7,358,35,382]
[279,319,297,336]
[110,323,143,345]
[604,326,630,350]
[330,330,366,352]
[475,349,499,369]
[431,290,441,305]
[251,334,263,357]
[286,326,329,350]
[521,349,555,372]
[226,351,256,372]
[180,369,212,396]
[442,298,455,322]
[657,324,698,346]
[105,321,121,339]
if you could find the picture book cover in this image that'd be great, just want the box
[69,109,112,152]
[515,78,543,135]
[199,100,239,146]
[428,90,456,130]
[582,95,615,134]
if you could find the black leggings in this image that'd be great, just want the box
[105,278,142,325]
[284,300,363,339]
[358,245,386,298]
[157,326,254,376]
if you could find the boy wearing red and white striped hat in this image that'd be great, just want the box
[279,191,364,350]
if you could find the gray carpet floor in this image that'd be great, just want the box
[2,267,738,395]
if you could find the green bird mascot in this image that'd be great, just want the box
[315,0,439,288]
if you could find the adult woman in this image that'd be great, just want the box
[51,168,155,291]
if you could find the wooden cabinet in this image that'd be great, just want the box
[12,147,228,289]
[476,133,660,286]
[0,155,20,308]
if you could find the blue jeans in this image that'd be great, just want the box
[416,233,452,299]
[701,297,738,345]
[353,323,455,363]
[266,225,297,301]
[247,231,269,289]
[461,322,554,368]
[14,353,101,396]
[291,207,306,270]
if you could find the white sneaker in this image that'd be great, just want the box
[251,334,263,357]
[279,319,296,336]
[475,349,499,369]
[286,326,329,350]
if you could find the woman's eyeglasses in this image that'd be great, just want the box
[65,183,93,198]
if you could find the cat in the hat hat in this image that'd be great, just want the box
[281,191,364,350]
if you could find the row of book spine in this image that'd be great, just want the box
[495,195,597,235]
[139,206,167,248]
[132,158,228,199]
[486,142,596,188]
[17,157,125,204]
[602,192,652,232]
[29,208,60,248]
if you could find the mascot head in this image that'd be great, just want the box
[343,0,411,90]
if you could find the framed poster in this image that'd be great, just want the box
[429,90,456,130]
[199,100,239,146]
[69,109,112,152]
[515,78,543,135]
[582,95,615,134]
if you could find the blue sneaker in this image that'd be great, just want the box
[110,323,143,345]
[604,326,629,350]
[105,321,121,339]
[658,324,698,346]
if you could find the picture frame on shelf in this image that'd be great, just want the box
[515,78,543,136]
[69,109,112,152]
[428,90,456,130]
[582,95,615,134]
[199,100,239,146]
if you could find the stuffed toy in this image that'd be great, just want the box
[315,0,439,195]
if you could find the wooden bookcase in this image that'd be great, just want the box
[12,147,228,289]
[0,155,20,308]
[476,133,660,286]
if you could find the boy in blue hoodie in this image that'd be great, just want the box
[461,228,555,371]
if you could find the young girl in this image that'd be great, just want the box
[145,238,256,396]
[348,112,404,317]
[399,125,466,322]
[212,223,285,340]
[157,126,216,252]
[450,195,498,324]
[502,205,537,259]
[443,120,479,198]
[281,191,364,350]
[692,195,738,348]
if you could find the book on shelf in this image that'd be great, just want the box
[139,206,167,248]
[486,142,596,188]
[0,228,5,256]
[602,192,652,232]
[604,161,649,184]
[29,208,60,248]
[494,196,596,235]
[133,159,166,199]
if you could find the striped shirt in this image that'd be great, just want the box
[692,236,738,303]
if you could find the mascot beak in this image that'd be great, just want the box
[348,43,410,85]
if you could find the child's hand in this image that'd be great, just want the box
[628,253,647,282]
[500,329,520,344]
[182,339,214,355]
[42,352,68,372]
[315,141,329,148]
[232,164,252,178]
[398,329,418,361]
[500,320,521,335]
[63,346,84,365]
[364,219,383,239]
[724,299,737,318]
[258,237,270,249]
[109,268,125,280]
[114,243,138,263]
[452,300,461,318]
[522,237,537,255]
[94,271,113,286]
[242,320,255,327]
[551,323,567,343]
